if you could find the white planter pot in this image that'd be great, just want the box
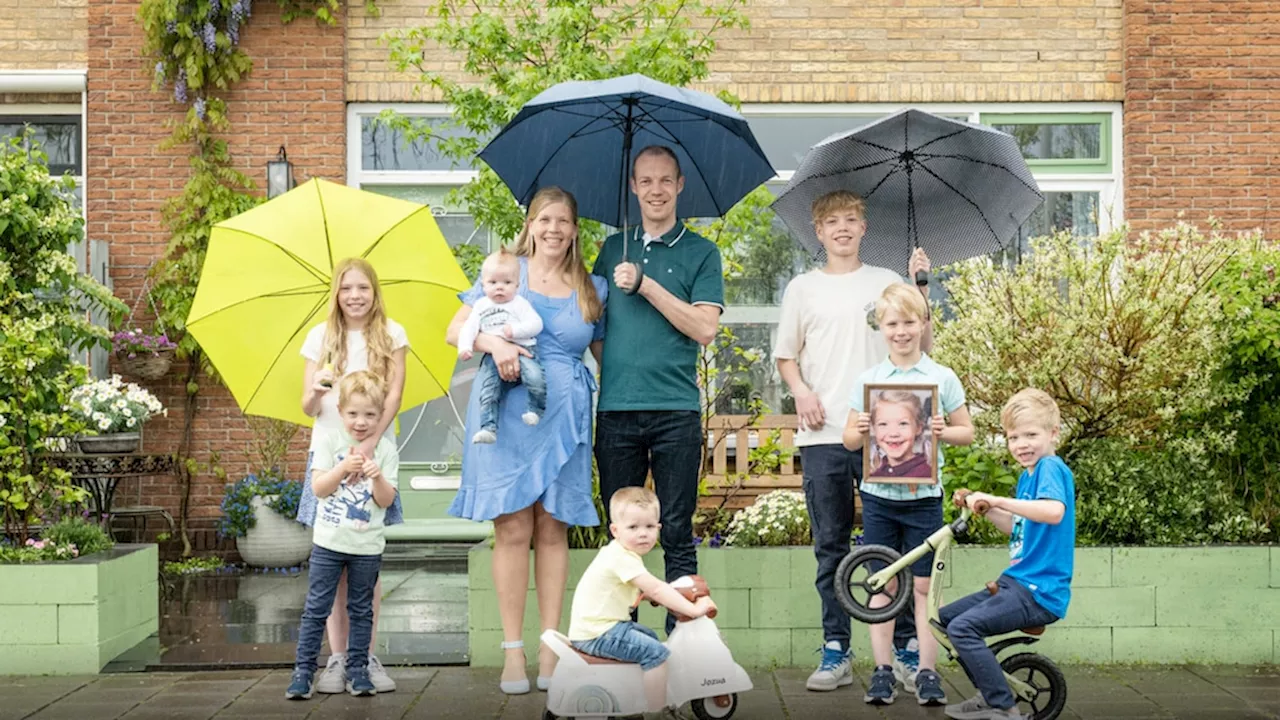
[236,495,312,568]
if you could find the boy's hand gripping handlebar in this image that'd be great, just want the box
[951,489,991,515]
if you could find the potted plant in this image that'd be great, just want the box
[111,326,177,380]
[66,375,166,453]
[218,471,310,568]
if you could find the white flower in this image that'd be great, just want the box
[126,418,136,428]
[97,418,111,430]
[0,414,6,428]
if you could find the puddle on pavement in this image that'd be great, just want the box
[106,542,472,671]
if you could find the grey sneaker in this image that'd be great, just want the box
[805,641,853,691]
[367,655,396,693]
[864,664,897,705]
[893,638,920,693]
[914,668,947,706]
[315,653,346,694]
[945,694,1024,719]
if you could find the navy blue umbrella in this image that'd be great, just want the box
[479,74,775,260]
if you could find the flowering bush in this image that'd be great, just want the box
[218,473,304,539]
[67,375,166,434]
[111,328,177,359]
[0,516,113,564]
[724,490,811,547]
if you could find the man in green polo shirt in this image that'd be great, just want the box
[592,145,724,635]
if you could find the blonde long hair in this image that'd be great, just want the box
[322,257,394,382]
[511,187,603,324]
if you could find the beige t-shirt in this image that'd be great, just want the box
[300,320,409,451]
[309,429,400,556]
[568,540,649,641]
[773,265,904,447]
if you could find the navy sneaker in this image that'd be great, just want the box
[914,668,947,706]
[347,668,377,696]
[864,664,898,705]
[284,669,315,700]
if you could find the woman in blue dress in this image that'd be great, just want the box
[446,187,607,695]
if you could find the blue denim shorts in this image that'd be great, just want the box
[860,491,945,577]
[570,621,670,670]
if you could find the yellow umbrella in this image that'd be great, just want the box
[187,178,470,427]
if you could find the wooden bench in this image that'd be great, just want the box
[699,414,861,521]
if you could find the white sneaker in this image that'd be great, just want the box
[805,641,853,691]
[367,655,396,693]
[521,411,540,425]
[472,429,496,444]
[315,653,346,694]
[893,637,920,693]
[945,694,1023,720]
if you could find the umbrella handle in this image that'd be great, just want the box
[915,270,929,287]
[624,261,645,296]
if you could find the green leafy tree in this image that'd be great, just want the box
[384,0,749,253]
[0,135,126,541]
[933,223,1246,459]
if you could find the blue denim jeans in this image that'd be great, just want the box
[939,575,1059,709]
[294,545,382,676]
[800,444,861,651]
[476,350,547,432]
[571,621,670,671]
[595,410,702,636]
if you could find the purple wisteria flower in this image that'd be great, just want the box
[194,97,207,120]
[174,70,188,103]
[208,0,221,17]
[228,20,239,46]
[154,61,165,79]
[202,22,217,52]
[165,20,178,34]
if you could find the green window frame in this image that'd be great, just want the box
[979,112,1111,174]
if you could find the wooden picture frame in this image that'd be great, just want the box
[863,383,941,485]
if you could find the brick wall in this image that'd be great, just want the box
[87,0,346,553]
[1123,2,1279,236]
[347,0,1123,103]
[0,0,87,70]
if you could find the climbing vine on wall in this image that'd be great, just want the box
[136,0,376,555]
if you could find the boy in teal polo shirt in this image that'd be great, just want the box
[844,283,974,706]
[591,145,724,636]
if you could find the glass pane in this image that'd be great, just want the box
[393,359,476,468]
[710,323,789,415]
[361,116,489,172]
[360,184,489,250]
[0,119,80,175]
[719,182,816,306]
[990,123,1101,161]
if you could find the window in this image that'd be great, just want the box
[0,112,83,209]
[347,104,492,473]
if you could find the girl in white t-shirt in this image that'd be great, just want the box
[299,257,408,694]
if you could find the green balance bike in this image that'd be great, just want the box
[833,490,1067,720]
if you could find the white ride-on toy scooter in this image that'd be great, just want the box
[541,575,751,720]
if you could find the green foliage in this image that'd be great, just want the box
[139,0,254,107]
[276,0,380,24]
[1199,236,1280,531]
[934,223,1244,458]
[41,516,115,557]
[217,472,304,539]
[941,442,1019,546]
[1071,438,1267,545]
[384,0,749,247]
[0,538,82,563]
[452,243,486,283]
[698,186,807,305]
[163,555,226,575]
[724,489,810,547]
[0,136,125,542]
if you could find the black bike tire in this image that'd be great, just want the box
[833,545,913,624]
[1000,652,1068,720]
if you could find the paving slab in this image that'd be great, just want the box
[2,665,1278,719]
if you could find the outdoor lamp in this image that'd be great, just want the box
[267,145,295,198]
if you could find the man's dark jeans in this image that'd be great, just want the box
[801,444,916,653]
[939,575,1058,709]
[294,545,382,675]
[595,410,702,636]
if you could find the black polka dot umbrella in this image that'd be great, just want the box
[770,109,1043,275]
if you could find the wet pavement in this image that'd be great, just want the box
[113,543,470,671]
[3,664,1278,720]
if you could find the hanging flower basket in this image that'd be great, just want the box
[118,348,175,380]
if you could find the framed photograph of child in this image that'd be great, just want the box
[863,383,940,485]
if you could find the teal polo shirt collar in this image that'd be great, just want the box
[632,224,688,248]
[878,352,940,378]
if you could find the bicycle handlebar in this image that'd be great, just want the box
[952,489,990,515]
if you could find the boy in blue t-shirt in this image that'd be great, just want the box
[941,388,1075,720]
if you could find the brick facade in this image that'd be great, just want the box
[0,0,87,70]
[1123,2,1279,236]
[85,0,346,554]
[347,0,1124,103]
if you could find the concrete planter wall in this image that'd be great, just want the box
[0,544,159,674]
[468,544,1280,667]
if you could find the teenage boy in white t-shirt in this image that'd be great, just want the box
[773,190,932,692]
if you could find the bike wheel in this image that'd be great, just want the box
[1001,652,1067,720]
[834,545,912,624]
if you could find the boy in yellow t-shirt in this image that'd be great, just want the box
[568,487,716,712]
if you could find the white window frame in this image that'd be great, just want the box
[346,102,479,190]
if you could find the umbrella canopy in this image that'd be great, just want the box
[771,109,1043,272]
[187,178,471,427]
[478,73,775,227]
